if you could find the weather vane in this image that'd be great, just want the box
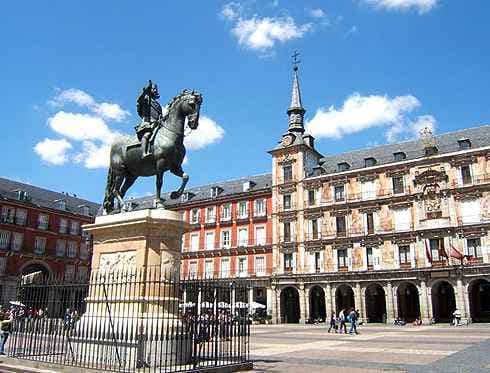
[292,50,300,71]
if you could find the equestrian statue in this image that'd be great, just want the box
[103,81,203,214]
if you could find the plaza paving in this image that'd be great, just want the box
[247,323,490,373]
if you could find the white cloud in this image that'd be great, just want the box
[184,116,225,150]
[48,111,118,142]
[34,138,72,165]
[363,0,438,14]
[385,114,437,142]
[310,8,325,18]
[50,88,130,122]
[221,2,242,21]
[306,92,435,142]
[79,141,112,169]
[232,16,312,51]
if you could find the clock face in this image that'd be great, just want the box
[282,134,295,146]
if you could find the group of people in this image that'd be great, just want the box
[327,308,361,335]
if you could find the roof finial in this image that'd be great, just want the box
[292,50,300,72]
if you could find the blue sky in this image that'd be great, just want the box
[1,0,490,203]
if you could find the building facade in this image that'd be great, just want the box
[133,65,490,324]
[0,178,99,304]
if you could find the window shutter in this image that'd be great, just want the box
[347,248,352,271]
[333,249,338,272]
[292,252,297,273]
[319,251,324,272]
[393,244,400,268]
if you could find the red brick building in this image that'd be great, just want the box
[0,177,99,304]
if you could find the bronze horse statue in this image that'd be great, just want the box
[103,90,203,213]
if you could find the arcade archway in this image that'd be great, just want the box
[280,287,300,323]
[397,282,420,322]
[469,279,490,322]
[309,286,326,322]
[335,284,355,315]
[365,284,386,323]
[431,281,456,323]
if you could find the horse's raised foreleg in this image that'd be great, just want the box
[170,165,189,200]
[155,171,165,208]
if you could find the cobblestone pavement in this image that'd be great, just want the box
[248,323,490,373]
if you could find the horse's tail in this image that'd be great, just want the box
[103,165,116,213]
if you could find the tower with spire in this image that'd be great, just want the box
[287,51,305,134]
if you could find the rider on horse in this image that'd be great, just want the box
[135,80,163,158]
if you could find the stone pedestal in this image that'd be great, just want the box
[80,208,191,368]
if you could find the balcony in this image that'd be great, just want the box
[252,209,267,221]
[280,234,296,243]
[235,213,249,224]
[189,219,201,229]
[204,216,217,228]
[449,173,490,188]
[277,203,296,213]
[457,216,483,226]
[220,215,232,226]
[305,232,323,242]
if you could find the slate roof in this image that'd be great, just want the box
[130,173,272,210]
[316,124,490,175]
[0,177,100,218]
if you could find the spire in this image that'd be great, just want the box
[287,51,305,133]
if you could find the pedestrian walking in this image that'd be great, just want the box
[348,308,359,335]
[338,309,347,334]
[0,311,13,355]
[327,312,337,333]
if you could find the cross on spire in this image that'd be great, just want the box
[292,50,300,71]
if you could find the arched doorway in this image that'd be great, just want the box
[397,282,420,322]
[469,279,490,322]
[309,286,326,322]
[335,284,354,315]
[431,281,456,323]
[18,262,52,313]
[365,284,386,323]
[280,287,300,323]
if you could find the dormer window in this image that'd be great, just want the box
[337,162,350,172]
[242,181,256,192]
[364,158,376,167]
[55,199,66,210]
[181,192,194,202]
[393,152,406,161]
[458,138,471,150]
[425,146,438,156]
[14,190,29,202]
[211,187,223,198]
[80,205,90,216]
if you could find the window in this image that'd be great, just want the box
[77,266,89,281]
[337,249,348,268]
[255,226,266,245]
[1,207,15,224]
[242,181,255,192]
[238,257,247,276]
[255,256,265,275]
[337,162,350,172]
[425,146,438,156]
[364,158,376,167]
[361,181,376,200]
[461,165,472,185]
[70,221,79,235]
[393,152,406,161]
[238,201,248,218]
[336,216,346,235]
[284,253,293,271]
[56,239,66,257]
[429,238,443,262]
[15,209,27,225]
[283,222,291,242]
[11,232,23,251]
[458,139,471,150]
[65,265,75,281]
[0,230,11,249]
[254,199,266,216]
[80,243,89,260]
[309,219,319,239]
[366,212,374,234]
[59,218,68,234]
[238,228,248,246]
[399,245,410,264]
[221,230,231,248]
[190,233,199,251]
[205,232,214,250]
[205,260,213,279]
[34,236,46,254]
[466,238,482,258]
[210,186,221,198]
[0,258,6,275]
[366,247,374,267]
[392,176,405,195]
[220,258,230,278]
[393,207,411,231]
[189,262,198,279]
[220,203,231,221]
[314,252,321,272]
[206,207,216,223]
[307,189,316,206]
[190,209,200,224]
[283,165,293,182]
[37,214,49,230]
[283,194,292,210]
[81,206,91,216]
[67,241,77,258]
[334,185,345,202]
[460,199,481,224]
[56,200,66,210]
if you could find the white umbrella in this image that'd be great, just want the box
[250,301,266,309]
[234,302,248,309]
[201,301,214,308]
[218,302,230,309]
[9,301,25,307]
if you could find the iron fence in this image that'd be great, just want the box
[6,267,251,372]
